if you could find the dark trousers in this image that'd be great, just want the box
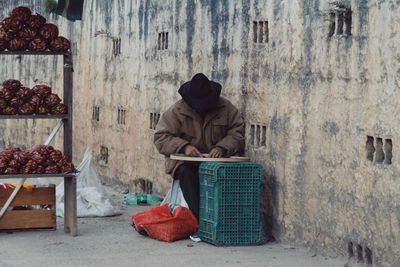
[174,163,200,220]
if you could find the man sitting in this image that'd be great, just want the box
[154,73,245,220]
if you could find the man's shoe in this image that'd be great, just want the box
[189,232,201,242]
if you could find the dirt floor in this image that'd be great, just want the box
[0,205,347,267]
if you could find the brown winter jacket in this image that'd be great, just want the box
[154,97,245,176]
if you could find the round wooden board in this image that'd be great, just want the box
[170,154,250,162]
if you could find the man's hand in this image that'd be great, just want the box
[209,147,224,158]
[184,144,202,157]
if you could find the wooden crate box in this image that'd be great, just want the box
[0,185,56,231]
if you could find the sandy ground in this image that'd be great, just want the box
[0,205,347,267]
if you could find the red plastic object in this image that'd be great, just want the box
[131,204,198,243]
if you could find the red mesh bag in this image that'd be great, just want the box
[8,159,20,168]
[3,79,21,91]
[27,14,46,30]
[45,93,61,107]
[18,103,34,114]
[49,36,70,52]
[14,150,29,165]
[44,165,59,174]
[8,38,27,51]
[16,87,33,100]
[36,105,50,114]
[3,88,16,101]
[0,160,7,168]
[51,103,67,114]
[0,27,14,41]
[32,84,52,98]
[28,37,47,51]
[39,23,58,41]
[49,150,62,161]
[29,94,43,108]
[10,7,32,21]
[5,167,19,174]
[0,97,7,109]
[2,106,17,115]
[60,162,75,173]
[0,38,8,51]
[131,204,198,243]
[1,17,22,34]
[18,27,37,41]
[9,97,23,108]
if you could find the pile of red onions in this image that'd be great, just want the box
[0,79,67,115]
[0,6,70,52]
[0,145,75,175]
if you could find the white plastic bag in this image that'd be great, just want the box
[56,148,122,217]
[162,179,189,210]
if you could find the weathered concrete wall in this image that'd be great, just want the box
[1,0,399,266]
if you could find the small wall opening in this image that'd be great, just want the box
[261,126,266,146]
[344,10,352,35]
[375,138,385,163]
[253,21,269,44]
[357,245,364,262]
[366,136,375,161]
[328,12,336,37]
[144,180,153,194]
[132,178,153,194]
[117,107,126,125]
[112,38,121,56]
[384,139,392,165]
[329,4,352,37]
[365,247,373,265]
[336,12,344,35]
[100,146,109,164]
[72,41,78,56]
[92,106,100,122]
[348,242,354,258]
[250,124,255,146]
[357,244,364,262]
[155,113,160,128]
[150,112,160,130]
[250,124,267,148]
[253,22,258,42]
[158,32,169,50]
[258,21,264,43]
[264,21,269,43]
[256,125,261,147]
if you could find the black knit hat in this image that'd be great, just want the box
[178,73,222,113]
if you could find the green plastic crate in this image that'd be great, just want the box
[198,162,263,246]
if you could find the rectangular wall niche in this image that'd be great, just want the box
[100,146,109,164]
[158,32,169,50]
[366,136,392,165]
[72,41,78,56]
[92,106,100,122]
[150,112,161,130]
[328,4,352,37]
[112,37,121,56]
[250,124,267,148]
[348,241,373,265]
[117,107,126,125]
[253,21,269,44]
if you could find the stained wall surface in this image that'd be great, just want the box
[0,1,399,266]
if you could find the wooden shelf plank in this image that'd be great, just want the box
[0,51,70,56]
[0,114,69,119]
[0,187,55,206]
[0,210,56,230]
[0,173,77,179]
